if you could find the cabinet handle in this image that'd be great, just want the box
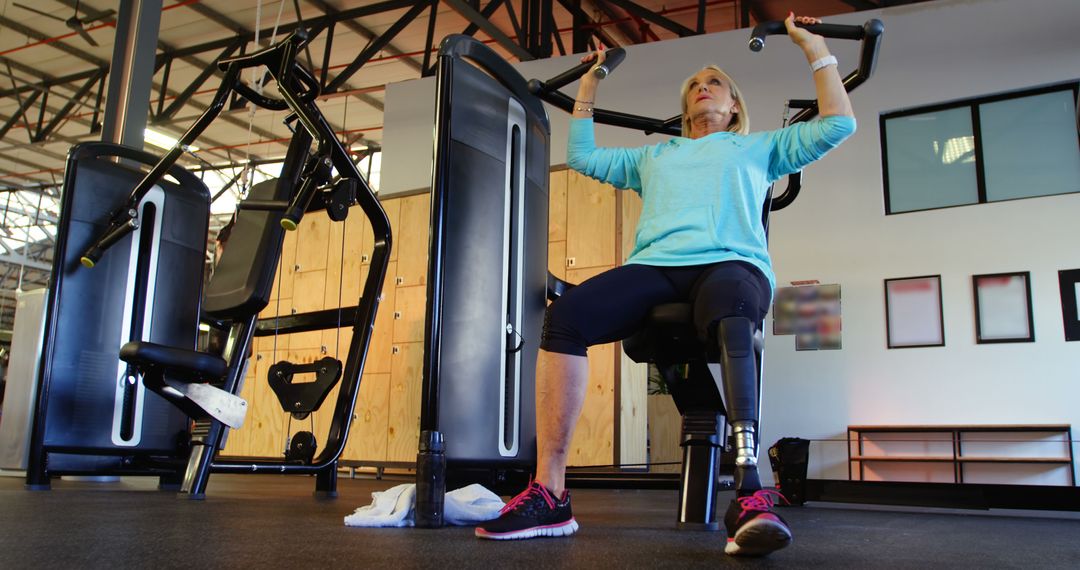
[361,254,370,263]
[392,345,400,354]
[393,311,402,320]
[294,264,301,271]
[395,276,404,285]
[566,257,576,267]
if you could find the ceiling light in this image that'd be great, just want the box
[144,128,198,152]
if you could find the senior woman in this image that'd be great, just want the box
[476,13,855,557]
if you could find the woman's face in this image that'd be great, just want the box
[684,68,739,134]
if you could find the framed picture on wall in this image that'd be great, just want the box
[1058,269,1080,341]
[884,275,944,348]
[973,272,1034,343]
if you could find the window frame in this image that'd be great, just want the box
[880,81,1080,215]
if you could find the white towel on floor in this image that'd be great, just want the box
[344,483,504,527]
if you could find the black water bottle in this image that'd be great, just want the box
[415,430,446,528]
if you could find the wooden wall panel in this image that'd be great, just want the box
[343,373,390,462]
[245,350,284,458]
[220,356,256,456]
[394,193,431,287]
[386,341,424,463]
[294,211,331,273]
[648,395,683,473]
[362,261,397,375]
[565,170,616,270]
[565,265,616,467]
[392,285,427,344]
[549,169,568,242]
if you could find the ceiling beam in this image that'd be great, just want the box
[444,0,535,61]
[0,15,108,69]
[601,0,697,37]
[304,0,424,74]
[326,0,433,93]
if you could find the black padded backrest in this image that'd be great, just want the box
[202,178,290,319]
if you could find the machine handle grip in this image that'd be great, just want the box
[79,212,139,268]
[592,48,626,79]
[529,47,627,95]
[748,20,870,52]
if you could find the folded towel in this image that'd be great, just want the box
[444,483,505,525]
[344,483,504,527]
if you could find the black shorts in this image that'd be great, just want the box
[541,261,771,357]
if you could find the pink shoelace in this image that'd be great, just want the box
[734,488,789,517]
[500,480,556,514]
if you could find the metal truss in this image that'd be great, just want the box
[1,0,735,171]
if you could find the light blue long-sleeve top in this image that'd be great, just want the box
[566,115,856,291]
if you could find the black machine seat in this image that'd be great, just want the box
[202,177,291,320]
[118,339,245,429]
[623,303,764,367]
[622,300,764,531]
[623,303,702,365]
[120,342,228,381]
[116,176,293,431]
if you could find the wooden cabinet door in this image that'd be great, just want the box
[565,265,617,468]
[386,341,424,463]
[394,193,431,287]
[343,373,390,462]
[565,171,616,270]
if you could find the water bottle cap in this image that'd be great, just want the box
[419,430,445,452]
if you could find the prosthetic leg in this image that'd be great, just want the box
[718,317,762,494]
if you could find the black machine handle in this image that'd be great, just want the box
[748,20,870,52]
[536,47,627,93]
[529,47,680,136]
[755,18,883,211]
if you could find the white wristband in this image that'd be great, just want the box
[810,55,838,73]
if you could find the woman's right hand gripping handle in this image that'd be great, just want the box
[573,49,606,119]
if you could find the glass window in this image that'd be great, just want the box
[880,82,1079,215]
[979,90,1080,202]
[884,108,980,213]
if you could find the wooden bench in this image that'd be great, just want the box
[847,424,1075,486]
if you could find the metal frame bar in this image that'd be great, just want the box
[603,0,697,37]
[445,0,535,61]
[325,0,433,92]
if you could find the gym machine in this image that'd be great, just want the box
[26,29,391,499]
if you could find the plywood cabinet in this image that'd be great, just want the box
[394,193,430,287]
[386,341,424,463]
[565,170,617,270]
[228,173,639,468]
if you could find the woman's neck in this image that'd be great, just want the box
[688,111,732,139]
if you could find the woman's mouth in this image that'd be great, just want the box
[696,95,710,102]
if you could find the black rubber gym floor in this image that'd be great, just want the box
[1,473,1078,568]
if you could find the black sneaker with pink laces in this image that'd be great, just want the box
[474,480,578,540]
[723,488,792,556]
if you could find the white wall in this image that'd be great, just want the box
[382,0,1080,484]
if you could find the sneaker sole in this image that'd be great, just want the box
[475,519,579,540]
[725,517,792,556]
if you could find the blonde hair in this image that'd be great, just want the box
[680,65,750,137]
